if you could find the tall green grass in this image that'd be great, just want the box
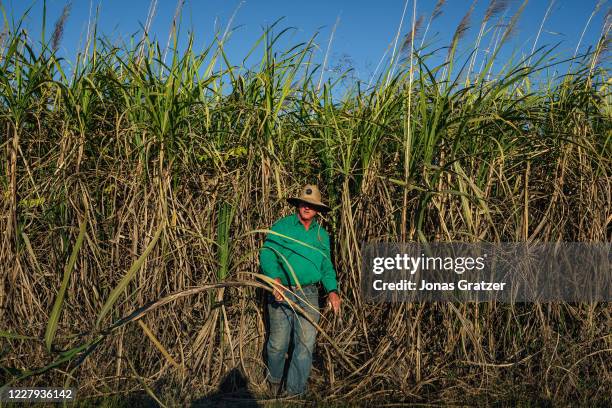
[0,1,610,405]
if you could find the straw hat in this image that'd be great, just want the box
[287,184,331,212]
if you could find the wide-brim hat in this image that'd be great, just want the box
[287,184,331,213]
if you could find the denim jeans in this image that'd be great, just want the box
[266,284,320,395]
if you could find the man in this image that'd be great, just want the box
[259,184,341,397]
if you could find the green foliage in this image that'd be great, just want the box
[44,218,87,352]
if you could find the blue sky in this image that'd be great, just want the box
[3,0,609,83]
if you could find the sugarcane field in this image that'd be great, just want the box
[0,0,610,406]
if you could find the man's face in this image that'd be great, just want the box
[298,202,319,221]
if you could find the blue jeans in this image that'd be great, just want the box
[266,284,320,395]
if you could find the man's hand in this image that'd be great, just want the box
[327,291,341,314]
[272,278,284,302]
